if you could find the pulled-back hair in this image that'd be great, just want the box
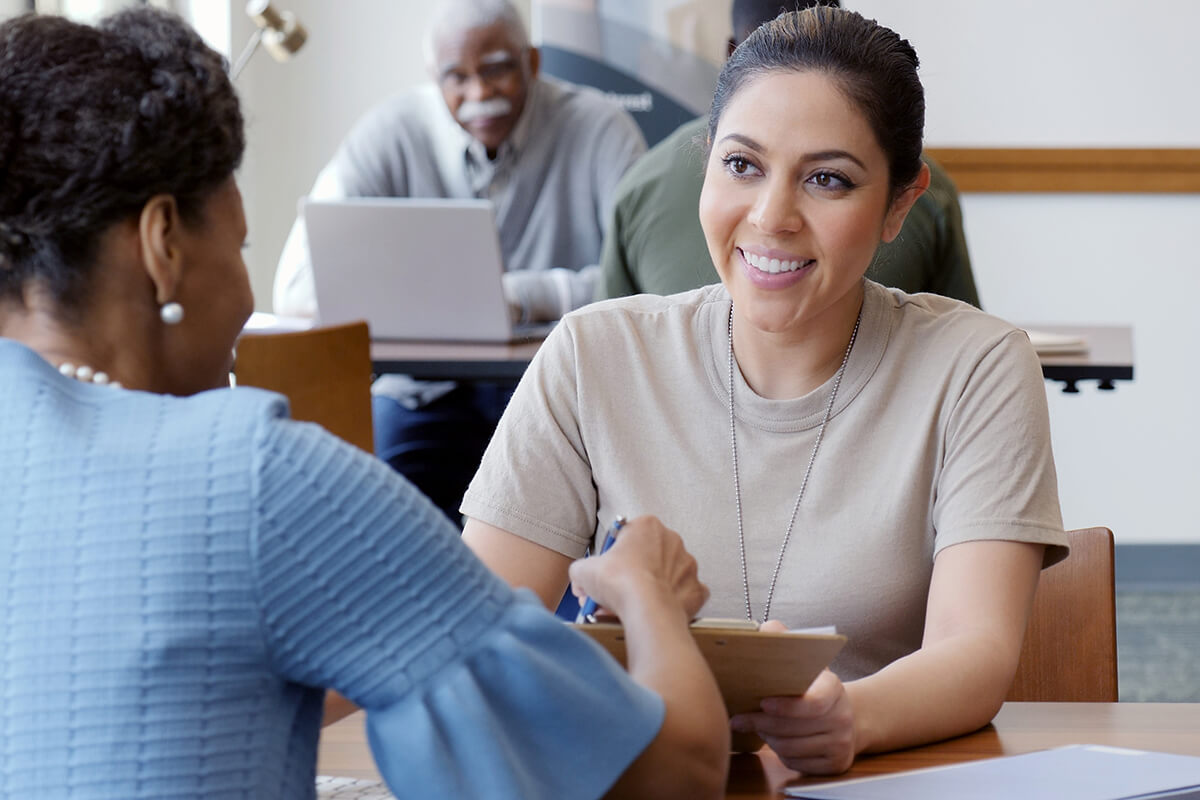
[0,8,244,309]
[731,0,840,45]
[708,6,924,198]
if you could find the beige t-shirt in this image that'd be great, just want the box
[462,280,1067,680]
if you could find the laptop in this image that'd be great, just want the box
[304,197,552,342]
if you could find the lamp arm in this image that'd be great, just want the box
[230,27,265,81]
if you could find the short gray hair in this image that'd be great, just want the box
[423,0,529,72]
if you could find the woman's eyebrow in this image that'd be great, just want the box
[717,133,764,152]
[716,135,867,170]
[803,149,867,169]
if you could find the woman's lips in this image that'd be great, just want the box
[738,247,815,288]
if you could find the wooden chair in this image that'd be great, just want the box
[1007,526,1118,702]
[234,321,375,453]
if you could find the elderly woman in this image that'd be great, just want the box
[463,6,1068,776]
[0,9,728,799]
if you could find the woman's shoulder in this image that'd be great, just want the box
[567,284,728,330]
[116,384,293,459]
[869,280,1026,349]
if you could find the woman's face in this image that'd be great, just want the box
[166,177,253,394]
[699,69,921,339]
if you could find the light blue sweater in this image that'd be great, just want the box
[0,338,662,799]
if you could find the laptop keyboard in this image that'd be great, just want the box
[315,775,394,799]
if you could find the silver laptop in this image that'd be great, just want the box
[304,197,550,342]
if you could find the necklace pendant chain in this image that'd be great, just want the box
[728,305,862,624]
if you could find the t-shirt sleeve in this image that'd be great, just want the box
[248,415,662,800]
[932,329,1068,566]
[461,321,599,558]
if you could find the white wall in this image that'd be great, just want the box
[849,0,1200,544]
[236,0,1200,543]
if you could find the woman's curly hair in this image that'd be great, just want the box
[0,7,244,309]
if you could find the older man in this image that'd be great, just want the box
[275,0,645,321]
[596,0,980,308]
[275,0,645,521]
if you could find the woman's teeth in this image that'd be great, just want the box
[744,251,811,274]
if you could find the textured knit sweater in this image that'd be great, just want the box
[0,338,662,799]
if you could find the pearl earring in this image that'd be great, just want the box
[160,301,185,325]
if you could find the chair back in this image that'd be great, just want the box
[1007,526,1118,702]
[235,321,374,453]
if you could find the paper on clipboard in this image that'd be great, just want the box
[569,619,846,752]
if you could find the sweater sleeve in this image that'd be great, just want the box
[247,416,663,800]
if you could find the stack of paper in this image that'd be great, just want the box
[1024,329,1089,355]
[785,745,1200,799]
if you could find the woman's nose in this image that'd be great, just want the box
[748,179,802,234]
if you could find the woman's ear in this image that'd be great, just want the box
[138,194,184,305]
[881,161,931,243]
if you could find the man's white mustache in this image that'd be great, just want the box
[457,97,513,124]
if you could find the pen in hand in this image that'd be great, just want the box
[575,515,627,623]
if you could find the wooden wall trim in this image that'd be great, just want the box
[924,148,1200,193]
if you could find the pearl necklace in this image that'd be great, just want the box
[58,362,122,389]
[728,304,861,624]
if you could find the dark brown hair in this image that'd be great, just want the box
[708,6,924,197]
[0,8,244,309]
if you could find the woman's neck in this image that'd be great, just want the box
[731,292,864,401]
[0,291,153,390]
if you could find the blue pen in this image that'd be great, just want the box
[576,516,627,623]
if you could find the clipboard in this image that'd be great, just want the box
[570,620,846,752]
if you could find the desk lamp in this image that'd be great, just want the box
[230,0,307,80]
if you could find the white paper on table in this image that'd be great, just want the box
[1024,329,1089,355]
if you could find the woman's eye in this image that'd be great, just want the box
[808,170,852,191]
[722,155,757,177]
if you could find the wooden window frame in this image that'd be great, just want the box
[926,148,1200,193]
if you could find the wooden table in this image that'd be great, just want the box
[369,325,1134,391]
[317,702,1200,797]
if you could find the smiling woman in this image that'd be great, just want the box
[462,5,1070,778]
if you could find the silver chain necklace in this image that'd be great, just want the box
[728,305,861,624]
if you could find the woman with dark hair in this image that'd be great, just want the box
[0,9,729,799]
[464,6,1068,775]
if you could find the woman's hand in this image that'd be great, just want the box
[568,514,708,622]
[729,621,857,775]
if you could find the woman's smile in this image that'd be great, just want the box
[737,246,816,288]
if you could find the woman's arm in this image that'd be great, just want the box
[462,518,574,610]
[569,516,730,799]
[733,539,1044,774]
[466,515,730,798]
[850,540,1044,751]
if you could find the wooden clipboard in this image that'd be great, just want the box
[569,621,846,752]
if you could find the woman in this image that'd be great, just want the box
[0,9,728,799]
[462,6,1068,776]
